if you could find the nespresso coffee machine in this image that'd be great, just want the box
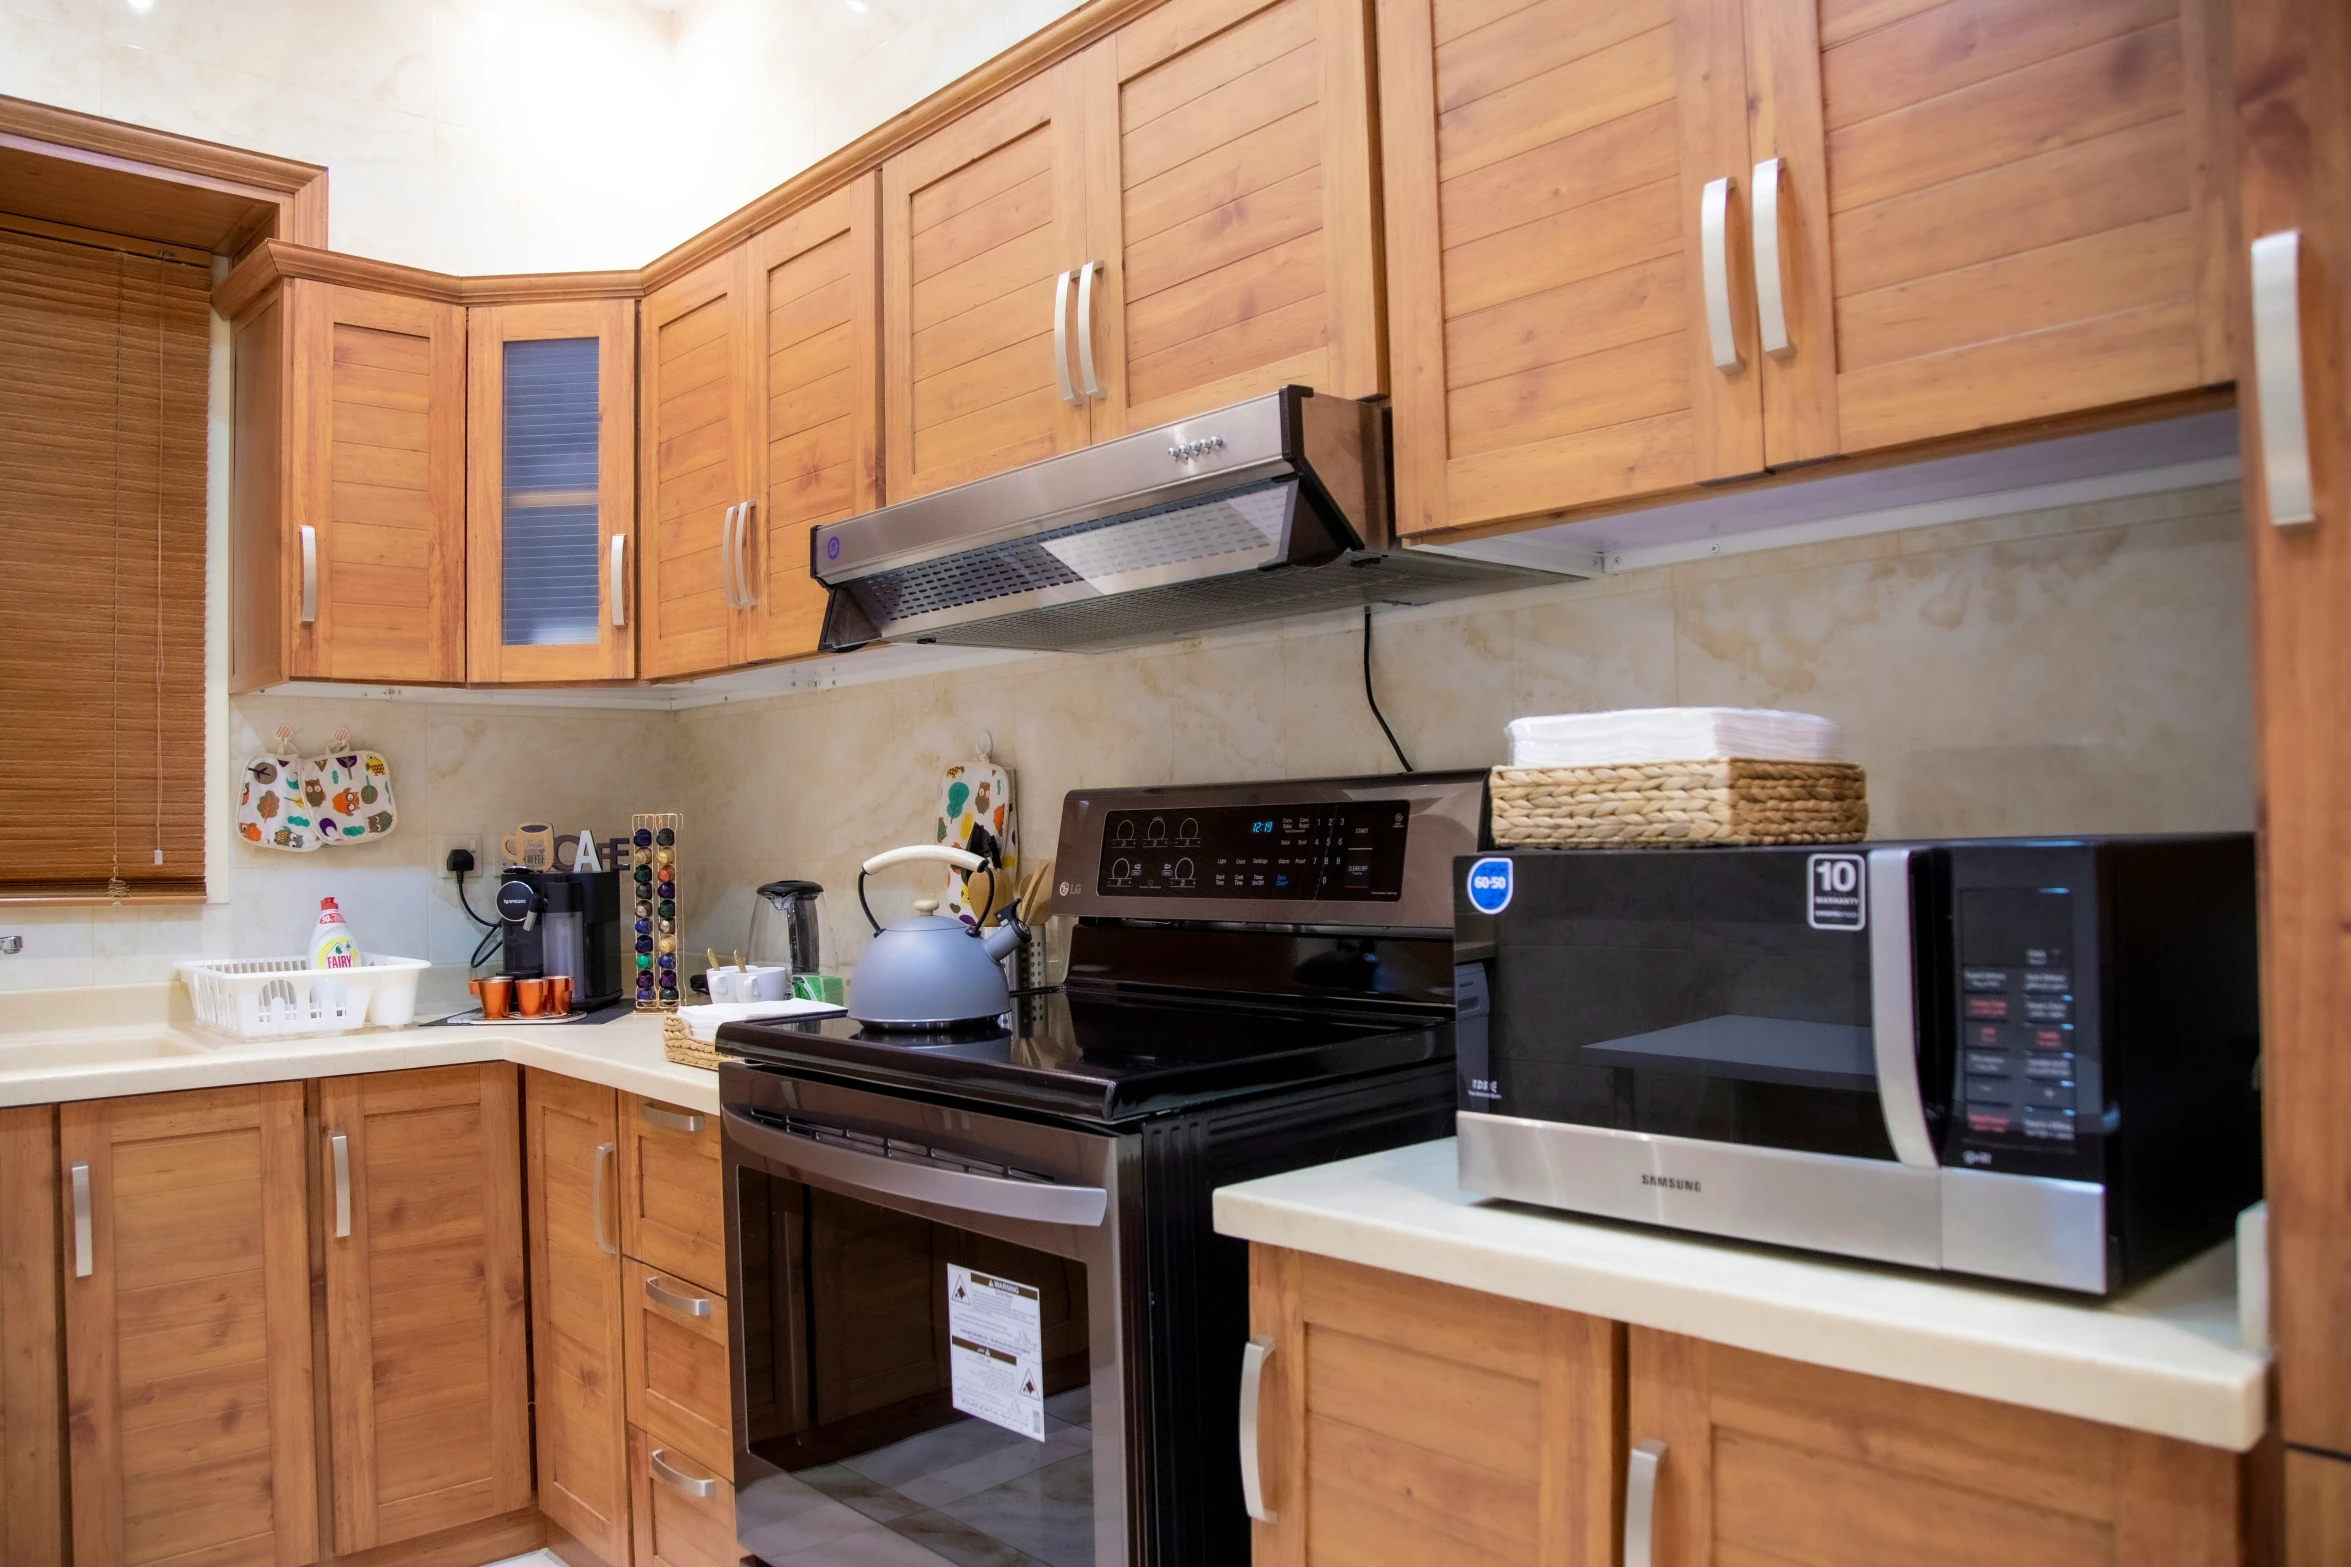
[497,867,625,1008]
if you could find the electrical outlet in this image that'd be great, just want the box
[440,834,482,877]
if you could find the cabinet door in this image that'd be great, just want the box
[882,59,1095,498]
[0,1107,62,1567]
[60,1084,319,1567]
[1378,0,1761,538]
[1250,1246,1620,1566]
[622,1263,733,1477]
[525,1069,632,1567]
[743,176,882,664]
[641,247,755,680]
[288,280,466,683]
[627,1425,735,1567]
[466,299,637,683]
[318,1066,530,1554]
[1768,0,2235,459]
[618,1095,726,1296]
[1628,1328,2247,1566]
[1079,0,1383,435]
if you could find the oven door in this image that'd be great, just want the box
[722,1068,1127,1567]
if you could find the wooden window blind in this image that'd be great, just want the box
[0,225,210,900]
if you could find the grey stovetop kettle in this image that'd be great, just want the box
[849,845,1025,1029]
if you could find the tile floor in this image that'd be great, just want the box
[738,1386,1097,1567]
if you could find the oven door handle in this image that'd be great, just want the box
[721,1106,1108,1228]
[1867,847,1939,1168]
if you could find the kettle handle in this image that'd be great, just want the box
[857,844,996,936]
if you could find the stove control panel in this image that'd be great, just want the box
[1095,800,1410,902]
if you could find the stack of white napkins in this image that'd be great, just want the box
[678,997,845,1042]
[1504,708,1845,768]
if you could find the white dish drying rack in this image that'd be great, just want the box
[176,955,429,1040]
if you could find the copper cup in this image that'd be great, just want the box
[514,976,548,1017]
[469,975,512,1021]
[547,975,574,1017]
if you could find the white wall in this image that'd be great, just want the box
[0,0,1085,275]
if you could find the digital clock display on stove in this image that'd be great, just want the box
[1095,801,1410,901]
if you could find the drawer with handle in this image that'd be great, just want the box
[629,1424,735,1567]
[621,1095,726,1293]
[624,1260,733,1474]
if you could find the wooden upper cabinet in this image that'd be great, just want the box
[1077,0,1384,434]
[317,1066,531,1555]
[1629,1327,2250,1567]
[1249,1246,1621,1566]
[465,299,637,683]
[524,1069,633,1567]
[60,1084,319,1567]
[883,59,1095,498]
[743,175,882,665]
[1763,0,2236,459]
[641,247,756,680]
[0,1107,62,1567]
[1379,0,1763,538]
[287,283,466,683]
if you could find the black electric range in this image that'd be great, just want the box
[716,771,1485,1567]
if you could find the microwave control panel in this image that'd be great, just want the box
[1948,885,2101,1166]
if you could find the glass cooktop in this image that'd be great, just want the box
[716,987,1449,1124]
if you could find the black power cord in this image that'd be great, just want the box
[448,847,505,972]
[1362,605,1413,772]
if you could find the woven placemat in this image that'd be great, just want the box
[1490,759,1868,846]
[662,1014,724,1071]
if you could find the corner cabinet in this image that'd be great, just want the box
[466,300,638,684]
[1376,0,2236,539]
[230,280,467,689]
[640,173,881,679]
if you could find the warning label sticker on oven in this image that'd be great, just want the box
[947,1265,1046,1441]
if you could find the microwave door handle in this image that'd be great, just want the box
[720,1106,1108,1228]
[1867,847,1939,1168]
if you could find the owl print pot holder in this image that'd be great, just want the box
[239,727,398,852]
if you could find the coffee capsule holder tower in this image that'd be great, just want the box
[630,812,681,1010]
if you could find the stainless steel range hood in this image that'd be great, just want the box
[811,387,1566,653]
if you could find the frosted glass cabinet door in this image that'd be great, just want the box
[467,298,637,682]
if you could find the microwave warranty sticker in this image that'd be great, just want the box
[1806,853,1866,930]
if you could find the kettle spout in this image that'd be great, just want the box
[980,917,1026,963]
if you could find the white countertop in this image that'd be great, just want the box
[1213,1138,2267,1451]
[0,982,721,1113]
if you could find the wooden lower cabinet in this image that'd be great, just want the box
[1247,1247,1621,1566]
[0,1106,62,1567]
[61,1084,321,1567]
[623,1263,733,1478]
[627,1425,734,1567]
[525,1070,634,1567]
[1629,1327,2251,1567]
[618,1095,726,1297]
[316,1066,531,1554]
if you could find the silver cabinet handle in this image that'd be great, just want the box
[298,524,318,624]
[609,534,627,627]
[722,1107,1107,1228]
[1700,176,1743,372]
[718,503,742,609]
[592,1139,618,1256]
[1052,268,1079,407]
[645,1275,713,1318]
[328,1130,351,1239]
[1075,260,1105,401]
[71,1162,92,1278]
[1623,1438,1666,1567]
[650,1447,718,1499]
[1239,1335,1276,1524]
[735,498,758,608]
[2251,230,2316,528]
[1751,157,1792,358]
[640,1102,705,1134]
[1866,847,1938,1169]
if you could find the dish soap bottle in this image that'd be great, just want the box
[311,897,358,970]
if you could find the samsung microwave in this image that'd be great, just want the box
[1452,836,2261,1293]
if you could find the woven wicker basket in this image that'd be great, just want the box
[1489,758,1868,847]
[662,1014,724,1071]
